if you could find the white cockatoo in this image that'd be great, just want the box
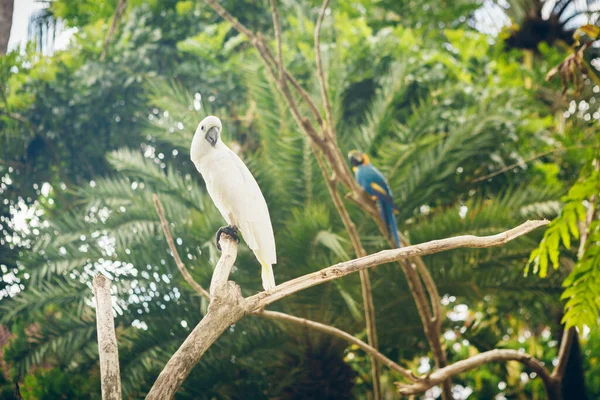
[190,115,277,290]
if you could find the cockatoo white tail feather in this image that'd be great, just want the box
[190,115,277,291]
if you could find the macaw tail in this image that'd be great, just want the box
[261,261,276,291]
[380,200,401,249]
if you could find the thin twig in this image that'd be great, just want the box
[314,0,335,140]
[204,0,317,146]
[396,233,450,398]
[472,145,594,183]
[100,0,127,61]
[396,258,451,398]
[377,225,450,396]
[153,194,210,299]
[269,0,284,85]
[206,0,362,192]
[261,43,324,127]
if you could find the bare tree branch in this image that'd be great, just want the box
[205,0,363,194]
[396,349,555,397]
[153,194,210,299]
[313,8,386,397]
[209,233,239,298]
[205,0,322,148]
[257,310,417,381]
[244,220,548,312]
[260,41,324,128]
[151,192,548,398]
[93,275,122,400]
[386,256,452,397]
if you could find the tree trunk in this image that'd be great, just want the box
[561,331,588,400]
[0,0,14,55]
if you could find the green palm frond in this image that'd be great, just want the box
[107,148,206,211]
[143,79,207,150]
[9,313,97,376]
[1,278,88,324]
[343,61,412,153]
[245,66,318,214]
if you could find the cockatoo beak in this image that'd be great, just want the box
[205,126,220,146]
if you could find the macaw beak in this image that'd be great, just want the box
[348,150,363,167]
[205,126,220,146]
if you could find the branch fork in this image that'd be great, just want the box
[148,194,550,399]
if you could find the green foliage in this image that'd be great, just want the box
[527,167,598,277]
[527,164,600,331]
[2,0,600,398]
[561,221,600,330]
[20,367,99,400]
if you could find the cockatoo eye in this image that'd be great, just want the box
[201,126,205,131]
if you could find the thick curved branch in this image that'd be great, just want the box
[553,327,575,381]
[396,349,555,396]
[146,236,243,400]
[245,220,548,311]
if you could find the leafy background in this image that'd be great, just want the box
[0,0,599,399]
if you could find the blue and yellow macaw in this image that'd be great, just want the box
[348,150,401,248]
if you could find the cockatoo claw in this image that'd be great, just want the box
[216,225,240,251]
